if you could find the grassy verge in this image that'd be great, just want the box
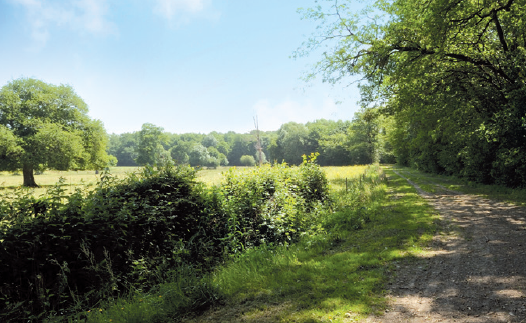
[81,166,438,323]
[393,166,526,207]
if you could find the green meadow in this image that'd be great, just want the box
[0,167,140,197]
[0,166,235,199]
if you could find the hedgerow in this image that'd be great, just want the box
[0,165,207,321]
[0,156,329,321]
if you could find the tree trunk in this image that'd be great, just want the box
[23,164,39,187]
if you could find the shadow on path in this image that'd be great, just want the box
[366,170,526,322]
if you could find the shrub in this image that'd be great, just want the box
[217,155,329,253]
[239,155,256,166]
[0,158,330,321]
[0,165,209,321]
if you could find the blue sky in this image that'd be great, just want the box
[0,0,361,134]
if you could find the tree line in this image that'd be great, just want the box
[8,0,526,192]
[107,113,395,168]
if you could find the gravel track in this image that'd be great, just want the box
[366,170,526,323]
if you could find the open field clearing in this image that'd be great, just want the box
[0,165,371,198]
[0,167,139,187]
[0,166,263,198]
[0,167,141,197]
[195,166,252,185]
[323,165,369,190]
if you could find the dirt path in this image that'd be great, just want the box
[366,170,526,323]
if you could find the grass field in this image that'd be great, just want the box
[0,165,369,198]
[0,167,140,197]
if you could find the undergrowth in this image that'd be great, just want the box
[1,162,440,322]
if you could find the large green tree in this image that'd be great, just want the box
[274,122,310,165]
[0,78,112,187]
[135,123,168,166]
[298,0,526,186]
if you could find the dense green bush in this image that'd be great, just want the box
[218,153,329,252]
[239,155,256,166]
[0,165,209,321]
[0,158,330,321]
[84,164,385,323]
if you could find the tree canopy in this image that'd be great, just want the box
[0,78,112,186]
[135,123,168,166]
[298,0,526,187]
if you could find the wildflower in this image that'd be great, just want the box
[99,308,103,312]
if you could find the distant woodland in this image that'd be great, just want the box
[107,111,396,168]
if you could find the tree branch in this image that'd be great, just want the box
[451,0,515,23]
[389,44,513,83]
[492,11,509,51]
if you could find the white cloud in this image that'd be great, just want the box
[153,0,204,17]
[153,0,213,24]
[253,98,340,131]
[9,0,117,47]
[76,0,115,33]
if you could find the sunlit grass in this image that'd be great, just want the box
[195,166,254,186]
[0,167,140,198]
[323,165,368,190]
[0,166,254,198]
[0,167,138,187]
[1,164,368,199]
[394,166,526,207]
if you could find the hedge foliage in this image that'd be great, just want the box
[0,156,329,321]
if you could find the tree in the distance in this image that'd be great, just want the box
[0,78,112,187]
[240,155,256,166]
[107,132,138,166]
[135,123,168,166]
[188,143,210,166]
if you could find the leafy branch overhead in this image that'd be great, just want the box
[299,0,526,187]
[299,0,523,88]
